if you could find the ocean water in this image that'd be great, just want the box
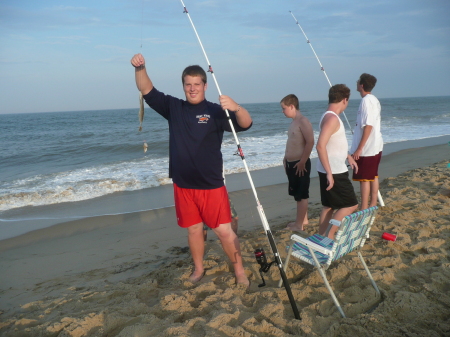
[1,96,449,215]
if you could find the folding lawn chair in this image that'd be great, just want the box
[278,206,381,318]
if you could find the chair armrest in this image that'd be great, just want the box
[291,234,333,256]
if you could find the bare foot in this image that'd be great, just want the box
[286,222,307,231]
[189,270,205,283]
[235,273,250,287]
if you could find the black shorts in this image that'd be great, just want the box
[285,159,311,201]
[319,171,358,209]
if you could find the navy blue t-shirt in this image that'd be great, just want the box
[144,87,251,189]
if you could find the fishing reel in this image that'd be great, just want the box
[254,248,276,287]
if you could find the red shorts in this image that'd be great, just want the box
[353,151,382,181]
[173,183,231,228]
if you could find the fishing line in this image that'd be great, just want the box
[137,0,146,152]
[140,0,144,50]
[180,0,300,320]
[289,10,385,206]
[137,0,144,90]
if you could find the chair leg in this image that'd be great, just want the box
[278,242,294,288]
[308,246,346,318]
[357,251,380,296]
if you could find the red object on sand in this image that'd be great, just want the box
[382,232,397,241]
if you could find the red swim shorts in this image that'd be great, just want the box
[352,151,382,181]
[173,183,231,228]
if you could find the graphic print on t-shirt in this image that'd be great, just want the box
[196,114,210,123]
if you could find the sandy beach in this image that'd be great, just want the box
[1,141,449,336]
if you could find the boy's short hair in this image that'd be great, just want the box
[359,73,377,92]
[280,94,299,110]
[182,65,207,84]
[329,84,350,103]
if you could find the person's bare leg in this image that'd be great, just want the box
[231,216,238,235]
[287,199,309,231]
[325,204,358,239]
[318,206,334,236]
[369,177,379,208]
[187,222,205,282]
[360,181,370,210]
[213,223,249,286]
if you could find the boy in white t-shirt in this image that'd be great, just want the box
[350,73,383,209]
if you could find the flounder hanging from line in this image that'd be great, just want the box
[138,91,144,132]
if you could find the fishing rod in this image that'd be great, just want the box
[180,0,301,320]
[289,11,352,131]
[289,11,385,207]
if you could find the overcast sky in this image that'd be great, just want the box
[1,0,449,114]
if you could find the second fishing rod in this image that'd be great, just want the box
[179,0,301,320]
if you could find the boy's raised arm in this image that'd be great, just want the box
[131,53,154,96]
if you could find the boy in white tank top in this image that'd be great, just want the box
[316,84,358,239]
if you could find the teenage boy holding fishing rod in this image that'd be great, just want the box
[350,73,383,210]
[131,53,252,286]
[316,84,359,240]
